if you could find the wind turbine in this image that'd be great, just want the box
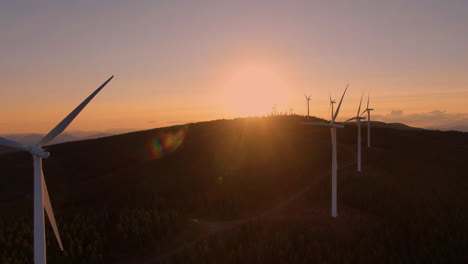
[0,75,114,264]
[361,91,374,148]
[303,84,348,218]
[345,91,366,172]
[304,94,311,119]
[328,91,336,120]
[289,107,293,115]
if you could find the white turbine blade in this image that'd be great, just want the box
[367,90,370,110]
[0,137,30,152]
[331,103,334,122]
[42,169,64,251]
[333,83,349,122]
[357,91,364,117]
[344,117,357,123]
[37,75,114,147]
[361,91,370,116]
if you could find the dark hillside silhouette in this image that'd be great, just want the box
[0,116,467,263]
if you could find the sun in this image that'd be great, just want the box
[220,62,288,117]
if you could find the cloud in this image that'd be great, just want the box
[373,110,468,128]
[430,110,444,115]
[390,110,403,117]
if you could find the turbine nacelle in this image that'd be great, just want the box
[29,146,50,158]
[0,138,50,158]
[360,91,373,116]
[345,116,366,123]
[361,90,374,149]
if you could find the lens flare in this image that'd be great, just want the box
[146,126,188,160]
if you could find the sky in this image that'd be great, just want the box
[1,0,467,134]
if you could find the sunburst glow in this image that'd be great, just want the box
[220,62,288,117]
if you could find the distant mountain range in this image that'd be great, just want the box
[1,121,466,156]
[424,117,468,132]
[425,125,468,132]
[358,121,424,131]
[348,121,468,132]
[0,128,137,155]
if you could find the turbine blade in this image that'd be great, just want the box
[42,168,64,251]
[37,76,114,147]
[367,90,370,110]
[331,103,334,122]
[0,137,30,152]
[304,94,308,99]
[333,83,348,121]
[344,117,357,123]
[357,90,364,117]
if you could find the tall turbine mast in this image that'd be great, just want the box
[304,94,311,119]
[0,76,114,264]
[303,84,348,217]
[345,91,366,172]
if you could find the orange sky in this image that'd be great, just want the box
[1,1,467,134]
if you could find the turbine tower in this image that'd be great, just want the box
[361,91,374,148]
[303,84,348,217]
[304,94,311,119]
[345,91,366,172]
[0,76,114,264]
